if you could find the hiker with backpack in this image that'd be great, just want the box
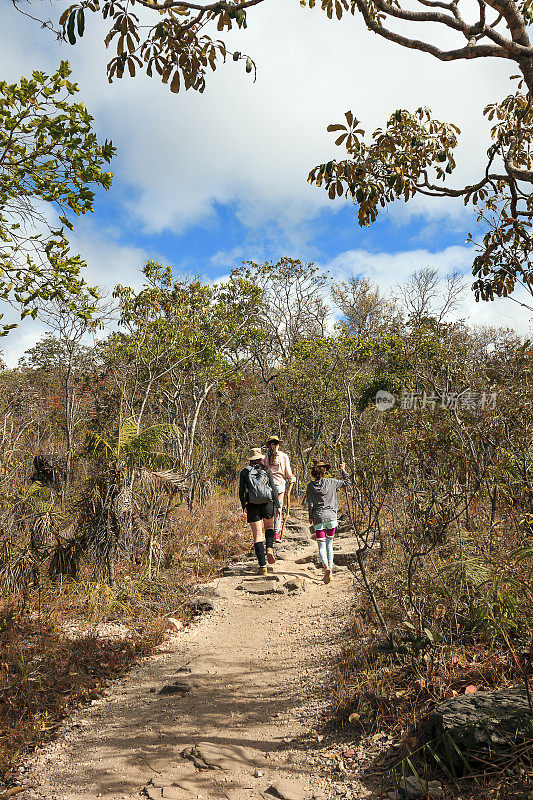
[306,459,350,585]
[262,436,296,543]
[239,448,281,576]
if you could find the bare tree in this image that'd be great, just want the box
[398,268,465,326]
[20,298,112,495]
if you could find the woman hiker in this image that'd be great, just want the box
[306,459,350,584]
[239,447,281,576]
[262,436,296,544]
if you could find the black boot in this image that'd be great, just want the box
[265,528,275,564]
[254,541,267,574]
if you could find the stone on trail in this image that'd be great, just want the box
[144,783,192,800]
[159,679,199,695]
[222,563,256,577]
[284,578,306,591]
[186,597,214,614]
[182,742,267,772]
[295,555,313,565]
[199,581,233,601]
[145,786,163,800]
[266,778,306,800]
[239,580,285,595]
[426,687,532,764]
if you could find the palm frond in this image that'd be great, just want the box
[139,468,189,492]
[117,416,139,452]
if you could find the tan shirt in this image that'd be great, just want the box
[261,450,294,487]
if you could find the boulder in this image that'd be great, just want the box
[425,687,532,765]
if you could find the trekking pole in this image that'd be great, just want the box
[279,481,293,542]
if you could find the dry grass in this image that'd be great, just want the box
[330,633,521,735]
[0,612,164,778]
[0,490,250,783]
[326,508,532,798]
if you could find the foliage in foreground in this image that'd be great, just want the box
[0,61,114,334]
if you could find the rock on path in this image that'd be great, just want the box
[20,510,362,800]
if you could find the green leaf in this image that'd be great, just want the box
[77,9,85,37]
[67,12,77,45]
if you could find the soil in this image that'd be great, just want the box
[18,509,382,800]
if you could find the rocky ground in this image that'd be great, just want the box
[18,510,392,800]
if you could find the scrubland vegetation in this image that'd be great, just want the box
[0,256,530,797]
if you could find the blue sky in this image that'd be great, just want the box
[89,185,468,277]
[1,0,530,362]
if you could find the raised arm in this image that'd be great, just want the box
[333,463,351,490]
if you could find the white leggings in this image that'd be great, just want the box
[317,538,334,570]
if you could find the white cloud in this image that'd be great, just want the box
[1,0,515,235]
[328,245,533,337]
[1,1,529,362]
[329,244,473,286]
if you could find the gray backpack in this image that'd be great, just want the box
[245,465,273,504]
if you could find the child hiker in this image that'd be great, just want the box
[262,436,296,542]
[239,448,281,575]
[306,459,350,585]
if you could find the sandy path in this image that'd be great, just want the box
[23,510,358,800]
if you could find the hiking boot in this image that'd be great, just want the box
[274,531,281,543]
[323,567,331,585]
[257,566,268,576]
[266,547,276,565]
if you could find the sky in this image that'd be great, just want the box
[1,0,531,364]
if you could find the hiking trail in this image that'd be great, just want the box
[22,509,377,800]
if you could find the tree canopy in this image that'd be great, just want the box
[19,0,532,308]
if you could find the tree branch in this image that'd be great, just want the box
[135,0,265,12]
[355,0,513,62]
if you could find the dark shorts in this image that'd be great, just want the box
[246,501,274,523]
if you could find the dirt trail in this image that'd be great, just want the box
[23,510,362,800]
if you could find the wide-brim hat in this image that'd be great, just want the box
[248,447,264,461]
[264,435,282,445]
[312,459,331,470]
